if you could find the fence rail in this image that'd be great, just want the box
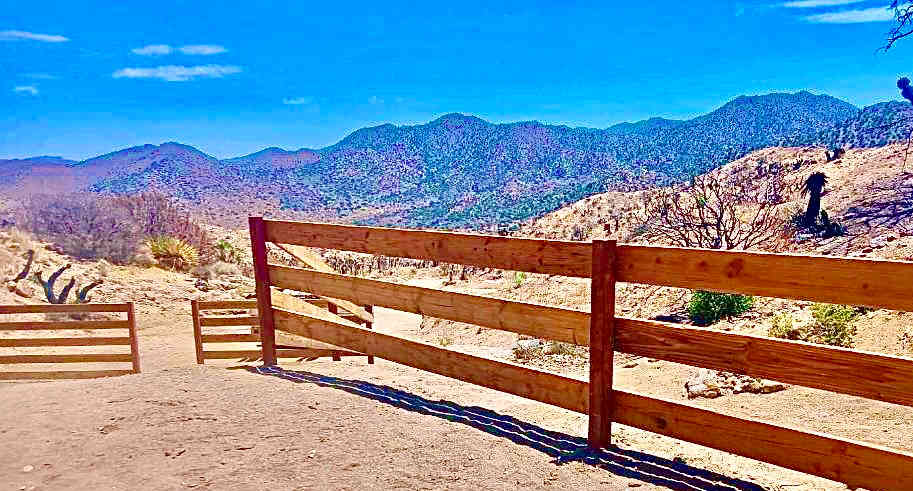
[252,218,913,490]
[0,302,140,380]
[190,299,368,364]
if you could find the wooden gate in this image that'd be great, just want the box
[249,217,913,490]
[191,298,371,364]
[0,303,140,380]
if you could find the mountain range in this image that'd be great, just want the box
[1,91,906,228]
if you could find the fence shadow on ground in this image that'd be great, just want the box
[248,365,766,491]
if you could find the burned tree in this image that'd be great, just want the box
[635,168,788,251]
[11,250,34,282]
[885,2,913,51]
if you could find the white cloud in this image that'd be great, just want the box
[804,7,894,23]
[132,44,173,56]
[283,97,313,105]
[179,44,226,55]
[132,44,227,56]
[0,30,69,42]
[368,95,384,105]
[782,0,863,7]
[13,85,39,95]
[112,65,242,82]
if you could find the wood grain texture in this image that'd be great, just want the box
[614,317,913,407]
[127,302,140,373]
[0,303,130,314]
[191,300,205,364]
[273,243,374,323]
[264,220,592,277]
[0,353,133,364]
[588,240,616,448]
[268,265,589,345]
[272,307,588,412]
[612,390,913,491]
[201,348,364,360]
[616,245,913,311]
[200,333,261,343]
[0,370,134,380]
[199,316,260,327]
[0,320,130,331]
[0,337,131,347]
[262,221,913,310]
[197,300,258,310]
[249,216,277,366]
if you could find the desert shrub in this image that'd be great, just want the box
[17,192,213,265]
[688,291,754,326]
[18,194,140,263]
[792,210,846,239]
[808,303,857,347]
[215,239,243,264]
[767,314,803,340]
[511,340,542,360]
[112,192,214,262]
[145,236,199,271]
[544,340,575,356]
[512,271,526,289]
[768,304,858,347]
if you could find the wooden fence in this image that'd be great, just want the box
[191,299,370,364]
[0,303,140,380]
[250,217,913,490]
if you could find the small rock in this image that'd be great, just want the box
[22,465,33,473]
[623,362,638,368]
[307,449,316,459]
[514,339,541,351]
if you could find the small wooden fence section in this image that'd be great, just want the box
[249,217,913,491]
[0,303,140,380]
[191,299,370,364]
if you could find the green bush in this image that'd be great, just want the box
[808,303,857,347]
[768,313,803,340]
[688,291,754,326]
[215,239,243,264]
[767,304,858,348]
[512,271,526,289]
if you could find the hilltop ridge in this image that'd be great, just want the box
[0,91,884,228]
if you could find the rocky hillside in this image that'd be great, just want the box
[520,143,913,259]
[815,101,913,149]
[0,91,861,228]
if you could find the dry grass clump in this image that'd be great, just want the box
[145,236,199,271]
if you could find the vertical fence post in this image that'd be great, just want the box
[191,300,205,365]
[365,304,375,365]
[328,303,342,361]
[588,239,617,449]
[250,216,278,366]
[126,302,141,374]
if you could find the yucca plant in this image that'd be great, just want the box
[145,236,199,271]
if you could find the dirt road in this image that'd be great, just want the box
[0,299,904,490]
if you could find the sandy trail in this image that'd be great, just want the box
[2,291,908,490]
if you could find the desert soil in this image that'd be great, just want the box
[3,285,910,491]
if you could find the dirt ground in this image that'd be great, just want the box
[3,296,911,491]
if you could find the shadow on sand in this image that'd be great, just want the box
[248,365,766,491]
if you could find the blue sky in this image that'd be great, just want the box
[1,0,910,160]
